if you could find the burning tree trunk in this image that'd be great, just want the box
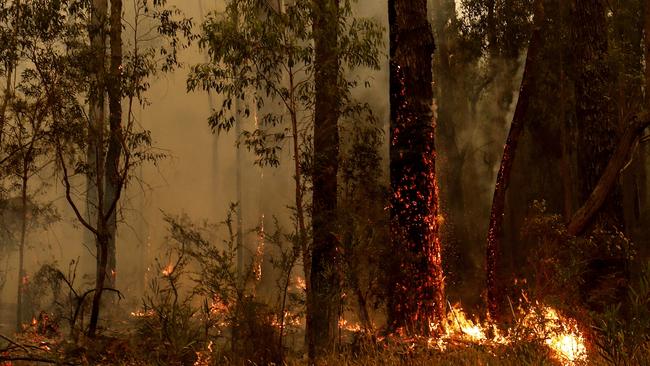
[387,0,445,333]
[308,0,341,359]
[486,0,544,320]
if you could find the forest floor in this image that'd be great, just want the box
[0,301,640,365]
[0,322,623,366]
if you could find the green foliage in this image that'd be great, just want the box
[154,207,283,364]
[22,260,100,340]
[521,200,586,307]
[338,113,388,331]
[187,0,384,167]
[459,0,534,58]
[137,245,203,365]
[265,216,306,349]
[591,260,650,365]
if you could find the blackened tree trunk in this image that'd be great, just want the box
[104,0,122,292]
[486,0,544,320]
[388,0,445,333]
[308,0,341,360]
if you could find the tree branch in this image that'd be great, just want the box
[567,114,650,236]
[55,143,99,236]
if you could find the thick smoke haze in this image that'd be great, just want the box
[0,0,391,330]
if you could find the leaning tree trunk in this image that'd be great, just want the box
[308,0,341,360]
[104,0,122,292]
[387,0,445,334]
[486,0,544,320]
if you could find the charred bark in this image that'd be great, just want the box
[308,0,341,360]
[388,0,445,333]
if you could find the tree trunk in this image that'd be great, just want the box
[15,157,29,331]
[647,0,650,110]
[87,0,108,337]
[88,232,109,337]
[486,0,544,320]
[104,0,122,292]
[611,0,645,244]
[387,0,444,333]
[572,0,623,229]
[308,0,341,360]
[571,0,627,312]
[235,97,243,278]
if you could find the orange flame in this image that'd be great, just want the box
[161,263,174,276]
[424,302,587,365]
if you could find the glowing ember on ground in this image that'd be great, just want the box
[130,309,155,318]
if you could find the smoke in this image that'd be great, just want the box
[0,0,388,331]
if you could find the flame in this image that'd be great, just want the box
[271,310,303,328]
[338,319,363,333]
[422,302,587,365]
[294,276,306,291]
[522,305,587,364]
[193,341,214,366]
[253,217,265,281]
[161,263,174,276]
[130,309,155,318]
[208,299,229,316]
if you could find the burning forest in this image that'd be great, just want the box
[1,0,650,365]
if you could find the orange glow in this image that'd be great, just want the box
[161,263,174,276]
[294,276,307,291]
[420,301,587,365]
[338,319,363,333]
